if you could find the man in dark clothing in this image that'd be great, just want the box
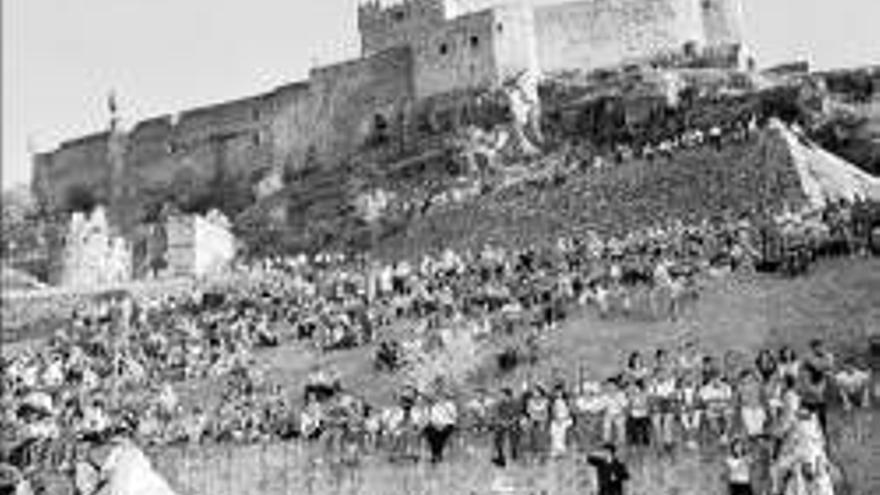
[802,339,834,435]
[492,388,522,467]
[587,443,630,495]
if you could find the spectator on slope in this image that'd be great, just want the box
[649,350,678,456]
[724,438,754,495]
[738,370,768,442]
[548,384,573,458]
[677,372,701,451]
[802,340,834,435]
[700,368,735,445]
[424,391,457,464]
[587,443,630,495]
[491,388,522,467]
[834,358,871,412]
[626,379,651,450]
[601,377,628,448]
[778,346,802,384]
[524,384,549,461]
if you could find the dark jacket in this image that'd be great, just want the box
[588,454,629,495]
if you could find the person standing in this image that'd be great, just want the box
[549,386,572,458]
[492,388,523,467]
[587,443,630,495]
[802,339,834,435]
[724,438,754,495]
[425,393,458,463]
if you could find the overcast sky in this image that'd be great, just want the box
[3,0,879,190]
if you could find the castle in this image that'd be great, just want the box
[32,0,748,216]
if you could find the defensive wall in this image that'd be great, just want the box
[32,46,416,215]
[32,0,747,218]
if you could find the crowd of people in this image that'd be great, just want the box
[1,184,877,495]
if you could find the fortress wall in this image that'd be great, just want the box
[534,0,706,73]
[36,133,114,211]
[174,95,267,143]
[265,82,317,172]
[126,117,178,185]
[413,10,498,99]
[300,46,415,164]
[124,94,273,194]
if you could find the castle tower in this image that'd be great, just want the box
[701,0,745,48]
[357,0,448,56]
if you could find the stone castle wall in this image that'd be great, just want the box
[358,0,447,56]
[32,46,415,216]
[412,10,499,99]
[33,0,746,217]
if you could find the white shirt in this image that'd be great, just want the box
[726,456,750,484]
[430,400,458,427]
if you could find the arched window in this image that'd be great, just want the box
[470,36,480,48]
[439,43,449,55]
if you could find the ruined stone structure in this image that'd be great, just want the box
[163,210,236,278]
[31,0,748,219]
[55,207,132,288]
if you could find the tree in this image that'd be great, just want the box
[1,186,41,259]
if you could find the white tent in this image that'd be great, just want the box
[97,439,177,495]
[769,119,880,209]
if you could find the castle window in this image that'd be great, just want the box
[497,23,503,33]
[392,9,405,22]
[166,141,178,154]
[253,132,262,146]
[252,108,260,121]
[470,36,480,48]
[439,43,449,55]
[702,0,712,9]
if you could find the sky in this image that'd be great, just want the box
[3,0,880,191]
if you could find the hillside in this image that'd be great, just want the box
[375,130,807,260]
[149,256,880,495]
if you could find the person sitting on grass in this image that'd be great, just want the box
[834,357,871,412]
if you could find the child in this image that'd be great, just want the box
[724,438,754,495]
